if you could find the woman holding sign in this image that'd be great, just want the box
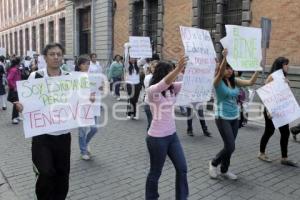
[209,49,259,180]
[145,57,189,200]
[258,57,298,167]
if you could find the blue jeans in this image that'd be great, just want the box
[146,133,189,200]
[112,77,122,97]
[212,118,239,173]
[144,104,152,131]
[78,117,99,155]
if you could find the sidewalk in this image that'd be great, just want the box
[0,170,18,200]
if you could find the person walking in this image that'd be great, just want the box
[0,56,7,110]
[108,55,124,100]
[15,43,72,200]
[75,57,99,160]
[209,49,259,180]
[7,57,21,124]
[258,57,298,167]
[145,57,189,200]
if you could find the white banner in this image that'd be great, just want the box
[221,25,262,71]
[17,73,95,138]
[129,36,152,58]
[257,70,300,128]
[176,26,216,105]
[0,47,6,56]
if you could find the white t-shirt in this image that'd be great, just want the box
[126,69,140,84]
[143,74,153,103]
[89,61,102,74]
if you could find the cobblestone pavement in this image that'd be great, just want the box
[0,93,299,200]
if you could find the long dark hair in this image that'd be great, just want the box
[128,59,139,75]
[270,57,289,76]
[223,64,236,88]
[150,61,174,97]
[10,57,21,69]
[75,57,90,72]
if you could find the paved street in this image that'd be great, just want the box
[0,92,299,200]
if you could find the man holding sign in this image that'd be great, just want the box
[15,43,75,200]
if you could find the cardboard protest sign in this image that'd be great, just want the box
[129,36,152,58]
[27,50,36,58]
[221,25,262,71]
[0,47,6,56]
[176,26,216,105]
[17,73,95,138]
[257,70,300,128]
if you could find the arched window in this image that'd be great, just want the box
[224,0,242,25]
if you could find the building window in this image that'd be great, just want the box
[132,1,143,36]
[1,35,4,48]
[19,0,22,13]
[48,21,54,43]
[59,18,65,48]
[32,0,36,6]
[32,26,36,51]
[8,0,11,18]
[14,31,18,55]
[25,28,29,52]
[24,0,28,10]
[224,0,242,25]
[147,0,158,52]
[9,33,13,55]
[39,24,45,52]
[6,34,8,53]
[199,0,216,39]
[19,30,23,56]
[79,7,91,55]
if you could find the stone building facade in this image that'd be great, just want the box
[0,0,66,56]
[113,0,300,67]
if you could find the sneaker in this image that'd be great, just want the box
[126,116,131,119]
[281,159,298,167]
[257,153,272,162]
[12,118,19,124]
[133,116,138,120]
[2,107,6,110]
[187,130,194,137]
[208,161,218,179]
[87,146,92,156]
[17,117,23,121]
[203,130,212,137]
[116,97,121,101]
[221,171,238,180]
[81,154,90,160]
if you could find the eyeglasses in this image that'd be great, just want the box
[47,52,63,58]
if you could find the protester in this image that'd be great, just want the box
[143,60,158,130]
[108,55,124,100]
[0,56,7,110]
[89,53,103,74]
[125,57,142,119]
[209,49,259,180]
[7,57,21,124]
[258,57,298,167]
[75,57,99,160]
[145,57,189,200]
[15,43,72,200]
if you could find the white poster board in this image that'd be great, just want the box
[27,50,36,58]
[176,26,216,105]
[38,55,47,70]
[257,70,300,128]
[129,36,152,58]
[0,48,6,56]
[221,25,262,71]
[17,73,95,138]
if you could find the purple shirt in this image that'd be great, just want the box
[7,66,21,90]
[147,79,181,137]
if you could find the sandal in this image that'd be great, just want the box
[257,153,272,162]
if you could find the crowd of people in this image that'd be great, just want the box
[0,42,299,200]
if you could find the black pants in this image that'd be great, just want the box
[212,118,239,173]
[126,83,141,117]
[186,107,208,132]
[8,90,19,119]
[260,109,290,158]
[32,133,71,200]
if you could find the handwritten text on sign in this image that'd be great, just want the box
[221,25,262,71]
[129,36,152,58]
[17,73,95,138]
[176,26,216,105]
[257,74,300,129]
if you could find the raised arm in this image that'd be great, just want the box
[236,71,260,87]
[213,49,228,87]
[164,56,188,85]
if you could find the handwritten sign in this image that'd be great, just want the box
[257,71,300,128]
[17,73,95,138]
[221,25,262,71]
[0,47,6,56]
[129,36,152,58]
[176,26,216,105]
